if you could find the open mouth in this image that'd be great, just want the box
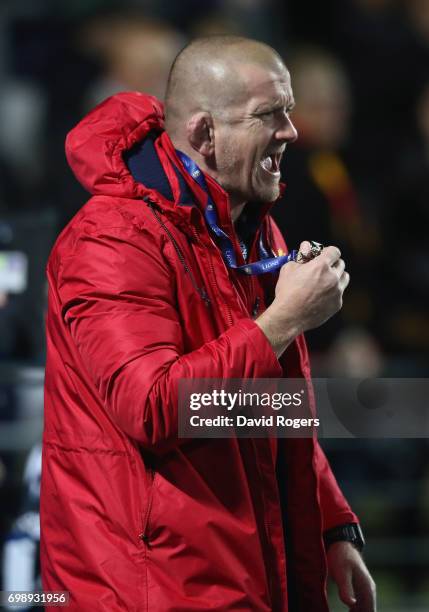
[260,152,282,176]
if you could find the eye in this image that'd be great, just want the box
[257,109,275,119]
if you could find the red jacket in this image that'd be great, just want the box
[41,92,357,611]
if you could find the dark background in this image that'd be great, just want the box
[0,0,428,609]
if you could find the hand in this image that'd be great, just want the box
[327,541,377,611]
[255,241,350,356]
[274,240,349,330]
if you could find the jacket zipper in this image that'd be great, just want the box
[252,295,260,318]
[139,468,156,546]
[250,438,277,608]
[147,202,211,306]
[192,226,234,327]
[245,271,259,319]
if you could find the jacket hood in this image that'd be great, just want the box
[66,92,164,198]
[65,92,286,241]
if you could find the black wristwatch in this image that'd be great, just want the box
[323,523,365,552]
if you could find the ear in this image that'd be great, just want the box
[186,112,215,159]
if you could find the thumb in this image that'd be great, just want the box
[298,240,312,259]
[337,570,357,607]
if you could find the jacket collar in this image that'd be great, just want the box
[65,91,285,239]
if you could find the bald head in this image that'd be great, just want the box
[164,36,287,136]
[163,36,297,214]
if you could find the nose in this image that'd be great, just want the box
[275,113,298,143]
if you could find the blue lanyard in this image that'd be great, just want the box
[176,150,297,275]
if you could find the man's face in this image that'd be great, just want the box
[213,62,297,206]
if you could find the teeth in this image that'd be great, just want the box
[261,156,273,171]
[272,155,278,171]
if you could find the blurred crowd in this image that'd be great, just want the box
[0,0,428,609]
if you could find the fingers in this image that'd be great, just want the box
[298,240,312,257]
[296,240,312,263]
[297,241,340,265]
[332,258,345,277]
[352,567,377,612]
[330,253,350,293]
[320,245,341,265]
[337,570,357,608]
[339,270,350,292]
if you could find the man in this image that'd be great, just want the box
[41,36,376,611]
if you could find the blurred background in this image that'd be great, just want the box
[0,0,428,610]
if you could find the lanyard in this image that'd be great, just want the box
[176,150,297,275]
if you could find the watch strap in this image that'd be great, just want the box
[323,522,365,552]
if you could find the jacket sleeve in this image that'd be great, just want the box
[315,441,359,531]
[268,215,359,530]
[56,224,282,454]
